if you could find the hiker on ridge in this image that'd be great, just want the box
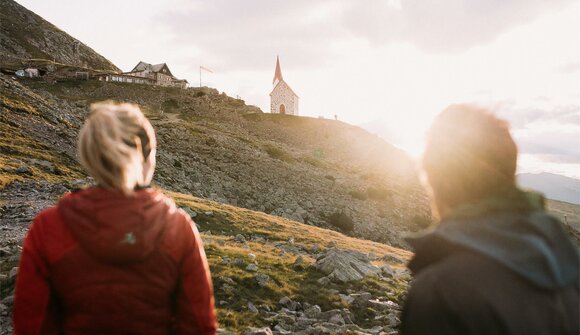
[13,102,217,334]
[401,104,579,335]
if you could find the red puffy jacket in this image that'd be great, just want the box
[13,187,217,334]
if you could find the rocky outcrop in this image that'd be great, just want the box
[315,249,381,282]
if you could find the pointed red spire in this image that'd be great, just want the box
[273,56,283,85]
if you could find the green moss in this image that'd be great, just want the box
[263,144,294,163]
[1,97,39,115]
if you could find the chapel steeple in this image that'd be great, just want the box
[272,56,283,86]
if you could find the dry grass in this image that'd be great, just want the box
[169,191,411,261]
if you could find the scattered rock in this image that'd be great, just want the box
[317,276,331,285]
[328,313,345,325]
[221,276,235,285]
[310,244,320,253]
[2,295,14,306]
[381,253,405,264]
[254,273,270,287]
[304,305,322,319]
[279,296,299,311]
[245,263,258,272]
[0,247,12,256]
[248,302,259,314]
[15,166,32,175]
[9,267,18,280]
[350,292,372,308]
[293,255,304,266]
[381,264,396,278]
[235,234,246,243]
[245,327,273,335]
[181,207,197,218]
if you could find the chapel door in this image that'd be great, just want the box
[279,104,286,114]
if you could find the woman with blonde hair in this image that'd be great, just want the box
[13,102,217,334]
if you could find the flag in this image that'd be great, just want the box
[200,66,213,73]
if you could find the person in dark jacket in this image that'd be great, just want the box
[401,104,579,335]
[13,102,218,334]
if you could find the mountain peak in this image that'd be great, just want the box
[0,0,119,72]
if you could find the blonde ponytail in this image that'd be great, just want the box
[78,102,156,195]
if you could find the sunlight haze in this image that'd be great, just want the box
[16,0,580,177]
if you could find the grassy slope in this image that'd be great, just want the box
[0,75,411,333]
[171,191,411,331]
[0,79,84,188]
[17,79,430,246]
[546,199,580,243]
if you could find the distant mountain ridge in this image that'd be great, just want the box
[0,0,119,72]
[518,172,580,205]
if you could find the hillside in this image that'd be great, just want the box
[0,0,119,72]
[546,199,580,243]
[2,74,431,247]
[0,71,417,333]
[518,172,580,205]
[0,179,412,334]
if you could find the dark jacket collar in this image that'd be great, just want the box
[407,190,579,290]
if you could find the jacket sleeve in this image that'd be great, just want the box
[174,214,218,335]
[401,268,503,335]
[401,276,466,335]
[13,213,61,335]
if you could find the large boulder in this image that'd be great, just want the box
[315,249,381,282]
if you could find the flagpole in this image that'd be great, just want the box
[199,66,201,88]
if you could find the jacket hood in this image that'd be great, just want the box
[408,190,579,290]
[58,187,173,264]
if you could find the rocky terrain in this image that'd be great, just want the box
[0,0,119,72]
[1,1,579,333]
[0,66,426,333]
[0,178,413,334]
[2,74,432,247]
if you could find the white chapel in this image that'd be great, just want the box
[270,56,299,115]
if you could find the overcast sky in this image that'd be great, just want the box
[17,0,580,178]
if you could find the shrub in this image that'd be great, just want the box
[349,190,367,200]
[264,144,294,163]
[411,215,433,230]
[366,187,392,201]
[328,212,354,233]
[302,155,324,168]
[161,98,179,112]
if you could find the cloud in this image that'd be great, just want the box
[495,102,580,128]
[512,116,580,164]
[341,0,574,51]
[157,0,348,71]
[157,0,574,73]
[557,61,580,74]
